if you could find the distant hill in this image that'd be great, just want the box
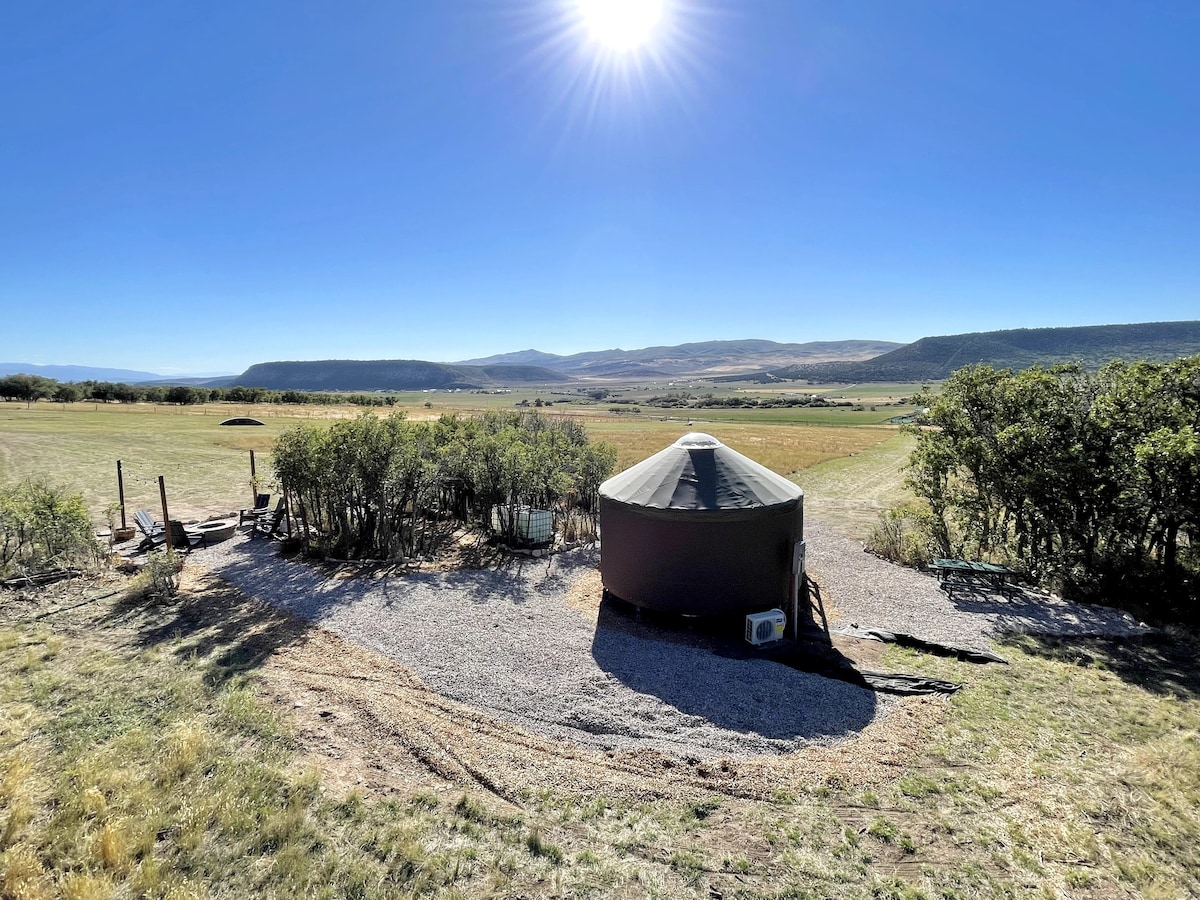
[747,321,1200,383]
[137,375,238,388]
[455,339,902,378]
[0,362,165,382]
[233,359,569,391]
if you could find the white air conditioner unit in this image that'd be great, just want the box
[745,608,786,645]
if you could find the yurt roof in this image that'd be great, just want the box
[599,432,802,511]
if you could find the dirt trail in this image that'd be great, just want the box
[795,433,916,537]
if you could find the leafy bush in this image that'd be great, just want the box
[906,357,1200,618]
[126,550,183,601]
[0,479,103,577]
[865,504,935,568]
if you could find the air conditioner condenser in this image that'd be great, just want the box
[745,608,786,645]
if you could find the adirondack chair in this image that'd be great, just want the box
[168,520,206,552]
[134,510,204,552]
[251,499,288,539]
[134,509,167,551]
[239,493,272,526]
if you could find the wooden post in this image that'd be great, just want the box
[249,450,258,505]
[158,475,173,553]
[116,460,127,529]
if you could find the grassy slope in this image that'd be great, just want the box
[794,432,918,538]
[2,585,1197,898]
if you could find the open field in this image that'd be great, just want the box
[796,432,919,537]
[0,401,904,526]
[653,407,913,426]
[584,419,897,476]
[0,404,308,524]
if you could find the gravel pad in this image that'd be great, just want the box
[194,521,1147,760]
[198,535,883,759]
[805,521,1152,649]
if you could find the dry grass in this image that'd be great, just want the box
[795,431,918,538]
[0,403,295,522]
[583,419,897,475]
[0,401,899,525]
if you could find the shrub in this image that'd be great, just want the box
[865,504,935,568]
[273,411,616,560]
[0,479,104,577]
[126,550,183,602]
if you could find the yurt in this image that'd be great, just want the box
[599,432,804,616]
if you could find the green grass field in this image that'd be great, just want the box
[660,406,913,426]
[0,403,303,523]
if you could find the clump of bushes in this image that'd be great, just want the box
[273,411,616,560]
[0,479,103,577]
[903,356,1200,618]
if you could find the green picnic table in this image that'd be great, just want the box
[930,558,1020,592]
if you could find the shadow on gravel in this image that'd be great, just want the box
[941,580,1151,638]
[590,596,879,742]
[206,539,603,626]
[100,567,314,689]
[999,631,1200,699]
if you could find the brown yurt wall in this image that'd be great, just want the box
[599,499,802,615]
[598,433,804,616]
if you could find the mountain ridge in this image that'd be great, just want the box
[748,321,1200,383]
[233,359,569,391]
[0,362,169,382]
[453,339,902,378]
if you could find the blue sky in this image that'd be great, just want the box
[2,1,1197,375]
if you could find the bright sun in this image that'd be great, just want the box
[577,0,664,52]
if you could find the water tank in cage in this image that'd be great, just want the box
[490,505,554,545]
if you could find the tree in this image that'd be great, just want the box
[0,374,56,405]
[52,383,84,403]
[906,357,1200,617]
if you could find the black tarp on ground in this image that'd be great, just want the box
[832,624,1009,664]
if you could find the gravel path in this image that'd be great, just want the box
[192,522,1148,760]
[805,521,1151,649]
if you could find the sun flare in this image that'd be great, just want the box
[577,0,664,52]
[508,0,712,131]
